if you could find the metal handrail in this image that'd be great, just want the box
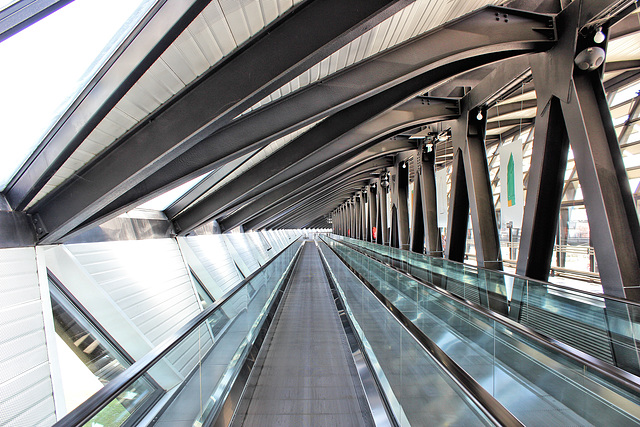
[326,235,640,395]
[335,234,640,308]
[53,237,302,427]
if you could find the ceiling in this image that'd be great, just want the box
[1,0,639,243]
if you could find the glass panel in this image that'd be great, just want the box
[49,278,159,418]
[0,0,157,189]
[318,241,493,426]
[81,240,302,426]
[321,236,640,425]
[331,235,637,368]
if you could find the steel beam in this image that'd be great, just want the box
[0,211,36,248]
[280,187,363,229]
[0,0,73,42]
[213,142,406,232]
[225,162,389,233]
[171,96,457,232]
[35,5,555,243]
[165,152,252,218]
[264,185,370,230]
[30,0,411,243]
[236,158,394,231]
[5,0,213,210]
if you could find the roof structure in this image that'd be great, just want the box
[1,0,640,284]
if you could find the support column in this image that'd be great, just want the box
[557,207,569,268]
[343,204,348,236]
[355,195,362,239]
[412,146,443,256]
[516,95,569,281]
[378,174,390,245]
[455,107,503,270]
[346,201,352,237]
[368,184,377,242]
[391,162,410,250]
[445,148,469,262]
[514,13,640,373]
[361,190,368,241]
[351,199,356,239]
[448,106,506,315]
[563,72,640,299]
[410,153,426,253]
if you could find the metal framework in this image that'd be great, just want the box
[2,0,640,303]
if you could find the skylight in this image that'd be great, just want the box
[0,1,19,11]
[0,0,157,190]
[138,172,212,211]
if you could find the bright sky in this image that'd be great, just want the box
[0,0,155,189]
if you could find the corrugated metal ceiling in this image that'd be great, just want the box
[28,0,499,208]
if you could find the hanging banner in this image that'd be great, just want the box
[436,168,448,228]
[499,136,524,228]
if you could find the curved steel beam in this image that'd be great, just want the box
[239,166,387,231]
[265,187,367,230]
[30,0,411,243]
[41,4,556,242]
[244,156,399,230]
[173,97,458,230]
[201,140,411,233]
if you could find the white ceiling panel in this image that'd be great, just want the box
[488,107,537,122]
[30,0,302,207]
[243,0,500,115]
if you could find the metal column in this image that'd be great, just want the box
[457,107,503,270]
[368,184,377,242]
[378,174,390,245]
[361,190,368,241]
[445,148,469,262]
[355,195,362,240]
[411,146,442,256]
[391,163,410,250]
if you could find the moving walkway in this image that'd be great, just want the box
[52,237,640,426]
[329,234,640,375]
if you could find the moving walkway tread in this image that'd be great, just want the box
[231,243,374,426]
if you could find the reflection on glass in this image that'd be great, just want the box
[80,241,302,427]
[322,236,640,425]
[190,268,215,310]
[49,274,159,421]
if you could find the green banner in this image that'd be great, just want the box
[507,153,516,207]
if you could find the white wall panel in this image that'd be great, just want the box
[64,239,207,376]
[246,232,271,264]
[224,234,261,275]
[261,230,283,252]
[0,247,56,426]
[181,235,244,298]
